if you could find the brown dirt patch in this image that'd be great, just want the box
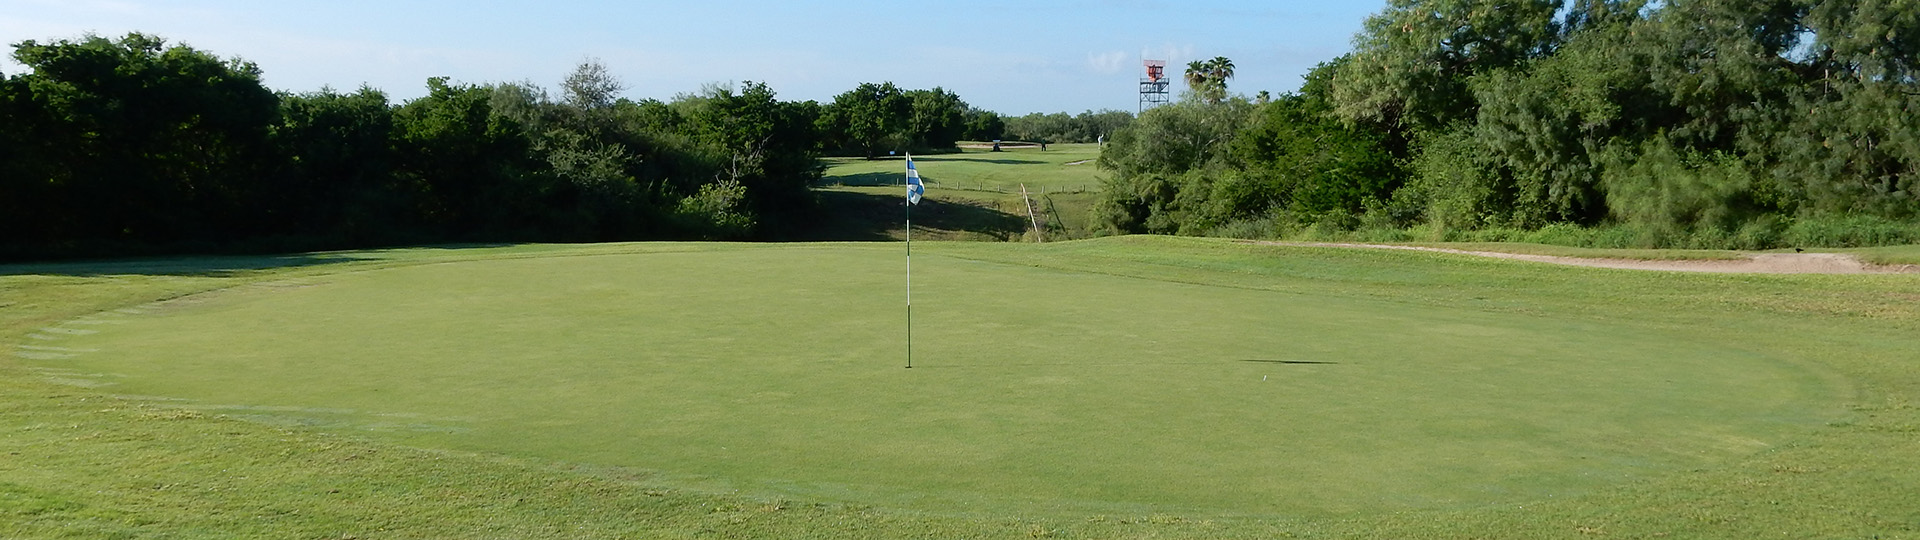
[1266,242,1920,274]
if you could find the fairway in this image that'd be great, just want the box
[821,144,1105,193]
[814,145,1106,240]
[31,241,1839,517]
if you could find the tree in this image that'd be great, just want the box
[678,81,822,234]
[962,107,1005,142]
[392,77,547,239]
[1233,92,1400,219]
[270,87,406,243]
[905,87,969,149]
[561,58,624,111]
[1183,56,1236,104]
[1001,110,1134,143]
[4,33,280,250]
[1768,0,1920,218]
[1093,99,1257,233]
[1332,0,1562,131]
[821,82,910,159]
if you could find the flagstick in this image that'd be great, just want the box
[905,198,913,369]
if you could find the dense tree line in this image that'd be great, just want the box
[0,34,993,259]
[815,83,1005,157]
[1001,110,1134,144]
[1097,0,1920,248]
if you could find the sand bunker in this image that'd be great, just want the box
[1268,242,1920,274]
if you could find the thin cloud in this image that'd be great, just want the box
[1086,51,1128,74]
[1141,43,1196,65]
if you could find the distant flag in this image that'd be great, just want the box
[906,156,925,205]
[903,153,923,369]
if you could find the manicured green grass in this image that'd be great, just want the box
[5,237,1920,538]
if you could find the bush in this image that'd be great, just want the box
[1782,215,1920,248]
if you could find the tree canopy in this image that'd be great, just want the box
[0,34,1015,258]
[1096,0,1920,248]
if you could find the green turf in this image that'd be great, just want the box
[20,241,1847,515]
[6,237,1920,538]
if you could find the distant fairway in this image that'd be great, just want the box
[38,240,1840,516]
[821,143,1104,193]
[813,144,1105,241]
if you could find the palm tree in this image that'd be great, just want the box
[1206,57,1235,88]
[1183,57,1236,104]
[1184,60,1210,94]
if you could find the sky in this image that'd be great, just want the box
[0,0,1388,115]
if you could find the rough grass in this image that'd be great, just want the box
[5,237,1920,538]
[1838,244,1920,266]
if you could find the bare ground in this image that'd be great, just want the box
[1261,242,1920,274]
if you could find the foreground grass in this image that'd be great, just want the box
[39,244,1832,517]
[5,238,1920,538]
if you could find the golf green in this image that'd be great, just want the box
[40,243,1837,516]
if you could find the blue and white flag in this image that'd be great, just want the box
[906,156,925,205]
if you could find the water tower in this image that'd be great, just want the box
[1139,60,1171,113]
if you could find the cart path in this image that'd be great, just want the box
[1256,242,1920,274]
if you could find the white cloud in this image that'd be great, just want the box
[1086,50,1128,74]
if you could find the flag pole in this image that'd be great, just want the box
[905,152,913,369]
[906,194,912,369]
[904,152,925,369]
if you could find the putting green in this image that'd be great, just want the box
[41,243,1836,516]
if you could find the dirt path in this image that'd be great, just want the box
[1259,242,1920,274]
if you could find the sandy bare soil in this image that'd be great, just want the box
[1263,242,1920,274]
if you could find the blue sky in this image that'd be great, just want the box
[1,0,1387,115]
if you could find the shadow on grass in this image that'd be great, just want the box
[820,172,902,187]
[0,242,521,277]
[0,253,378,277]
[799,190,1027,242]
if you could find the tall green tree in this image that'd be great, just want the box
[1183,56,1236,104]
[4,33,280,248]
[820,82,910,159]
[962,107,1005,142]
[1769,0,1920,218]
[269,87,407,244]
[678,81,822,236]
[1093,99,1258,233]
[905,87,968,149]
[392,77,548,239]
[1332,0,1562,131]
